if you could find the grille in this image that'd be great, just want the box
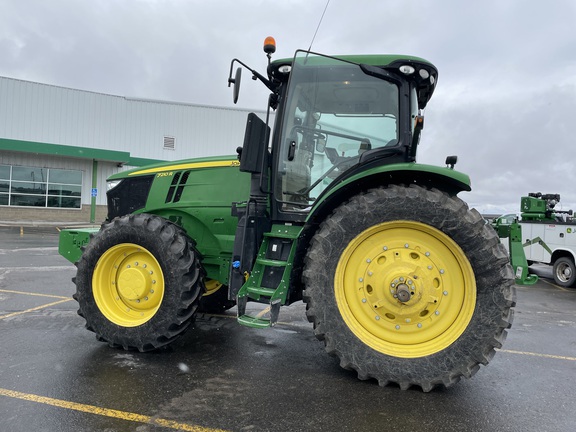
[107,175,154,220]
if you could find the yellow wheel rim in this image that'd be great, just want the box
[203,279,223,297]
[335,221,476,358]
[92,243,165,327]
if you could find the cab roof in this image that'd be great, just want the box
[270,51,438,109]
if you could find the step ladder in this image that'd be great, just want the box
[237,224,301,328]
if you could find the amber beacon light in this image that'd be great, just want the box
[263,36,276,55]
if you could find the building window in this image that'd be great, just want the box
[0,164,82,209]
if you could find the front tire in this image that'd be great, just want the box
[303,185,516,391]
[74,213,205,351]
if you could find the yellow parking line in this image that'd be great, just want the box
[0,288,70,300]
[538,278,571,291]
[0,299,72,320]
[0,388,228,432]
[501,349,576,361]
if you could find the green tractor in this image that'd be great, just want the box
[59,39,516,391]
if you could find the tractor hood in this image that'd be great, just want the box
[105,155,247,222]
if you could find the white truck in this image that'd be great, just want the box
[494,193,576,287]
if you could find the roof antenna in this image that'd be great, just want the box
[308,0,331,52]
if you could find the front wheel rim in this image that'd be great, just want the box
[93,243,165,327]
[556,262,572,283]
[335,221,476,358]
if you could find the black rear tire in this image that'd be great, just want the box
[74,213,205,351]
[303,185,516,391]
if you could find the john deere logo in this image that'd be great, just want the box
[568,228,573,233]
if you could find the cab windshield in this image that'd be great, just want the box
[276,51,399,211]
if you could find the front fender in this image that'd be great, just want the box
[151,209,237,283]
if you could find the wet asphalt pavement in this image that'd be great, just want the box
[1,226,575,432]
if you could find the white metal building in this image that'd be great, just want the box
[0,76,268,223]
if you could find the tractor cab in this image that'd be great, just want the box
[229,44,439,223]
[274,51,408,215]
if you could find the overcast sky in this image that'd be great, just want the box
[1,0,575,214]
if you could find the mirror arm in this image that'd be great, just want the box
[228,58,277,92]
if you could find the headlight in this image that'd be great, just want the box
[278,65,292,74]
[399,65,415,75]
[107,179,123,191]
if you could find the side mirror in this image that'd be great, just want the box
[229,67,242,104]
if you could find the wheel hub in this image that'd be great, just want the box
[365,254,441,327]
[117,267,149,300]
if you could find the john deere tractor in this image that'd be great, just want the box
[59,39,516,391]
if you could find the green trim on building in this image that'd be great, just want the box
[0,137,166,167]
[0,137,130,163]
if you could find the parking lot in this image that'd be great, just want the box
[1,225,575,432]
